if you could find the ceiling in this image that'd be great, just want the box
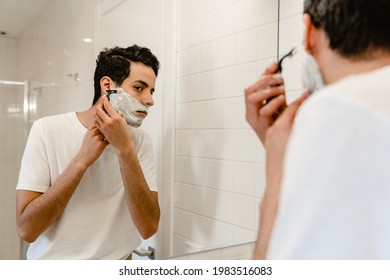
[0,0,53,38]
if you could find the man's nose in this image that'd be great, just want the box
[142,91,154,107]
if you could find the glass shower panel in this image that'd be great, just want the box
[0,82,25,259]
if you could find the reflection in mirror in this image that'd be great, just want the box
[172,0,305,258]
[0,0,305,260]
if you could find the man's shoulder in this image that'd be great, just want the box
[130,128,154,154]
[131,127,152,141]
[32,112,78,135]
[35,112,75,125]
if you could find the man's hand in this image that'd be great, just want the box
[76,124,109,168]
[245,62,287,144]
[94,96,133,153]
[265,90,309,193]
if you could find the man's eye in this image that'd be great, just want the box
[134,86,142,92]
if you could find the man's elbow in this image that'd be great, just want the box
[140,220,159,239]
[17,222,39,243]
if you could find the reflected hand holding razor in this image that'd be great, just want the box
[264,47,297,105]
[276,47,296,73]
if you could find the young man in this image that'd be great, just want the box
[16,45,161,260]
[245,0,390,259]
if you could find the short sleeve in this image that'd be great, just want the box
[137,131,158,192]
[16,120,51,193]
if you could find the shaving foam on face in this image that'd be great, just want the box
[301,52,324,94]
[107,88,148,127]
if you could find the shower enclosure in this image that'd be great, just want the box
[0,79,33,259]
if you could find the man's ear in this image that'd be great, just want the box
[303,14,318,55]
[100,76,115,96]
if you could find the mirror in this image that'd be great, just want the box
[0,0,305,260]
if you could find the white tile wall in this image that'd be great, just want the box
[215,160,234,192]
[198,159,216,187]
[258,0,278,25]
[201,0,219,14]
[217,67,236,98]
[175,182,199,212]
[198,187,216,217]
[174,0,305,257]
[199,12,218,43]
[257,22,278,59]
[218,4,237,37]
[236,29,258,64]
[236,0,259,32]
[200,41,217,71]
[168,241,255,260]
[217,35,236,68]
[178,0,202,24]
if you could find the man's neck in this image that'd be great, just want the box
[320,49,390,85]
[76,102,99,129]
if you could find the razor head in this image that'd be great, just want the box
[276,47,297,73]
[105,89,118,100]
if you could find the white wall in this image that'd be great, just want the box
[17,0,97,117]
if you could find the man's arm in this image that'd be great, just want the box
[244,62,287,144]
[117,144,160,239]
[244,62,286,258]
[16,125,108,243]
[94,97,160,239]
[252,92,308,259]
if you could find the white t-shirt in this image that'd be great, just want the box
[17,112,157,259]
[268,65,390,259]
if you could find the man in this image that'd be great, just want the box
[245,0,390,259]
[16,45,161,259]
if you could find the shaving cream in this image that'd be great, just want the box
[106,88,148,127]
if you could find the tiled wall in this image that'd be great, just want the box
[169,241,255,260]
[173,0,304,256]
[0,36,23,259]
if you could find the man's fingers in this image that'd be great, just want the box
[245,74,284,96]
[102,98,117,117]
[289,90,309,110]
[261,95,286,116]
[262,61,278,75]
[277,91,309,122]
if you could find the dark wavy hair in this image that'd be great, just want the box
[304,0,390,59]
[92,45,160,105]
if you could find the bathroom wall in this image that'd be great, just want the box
[17,0,97,117]
[0,36,23,259]
[170,241,255,260]
[173,0,304,257]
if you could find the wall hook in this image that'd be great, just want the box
[67,73,80,81]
